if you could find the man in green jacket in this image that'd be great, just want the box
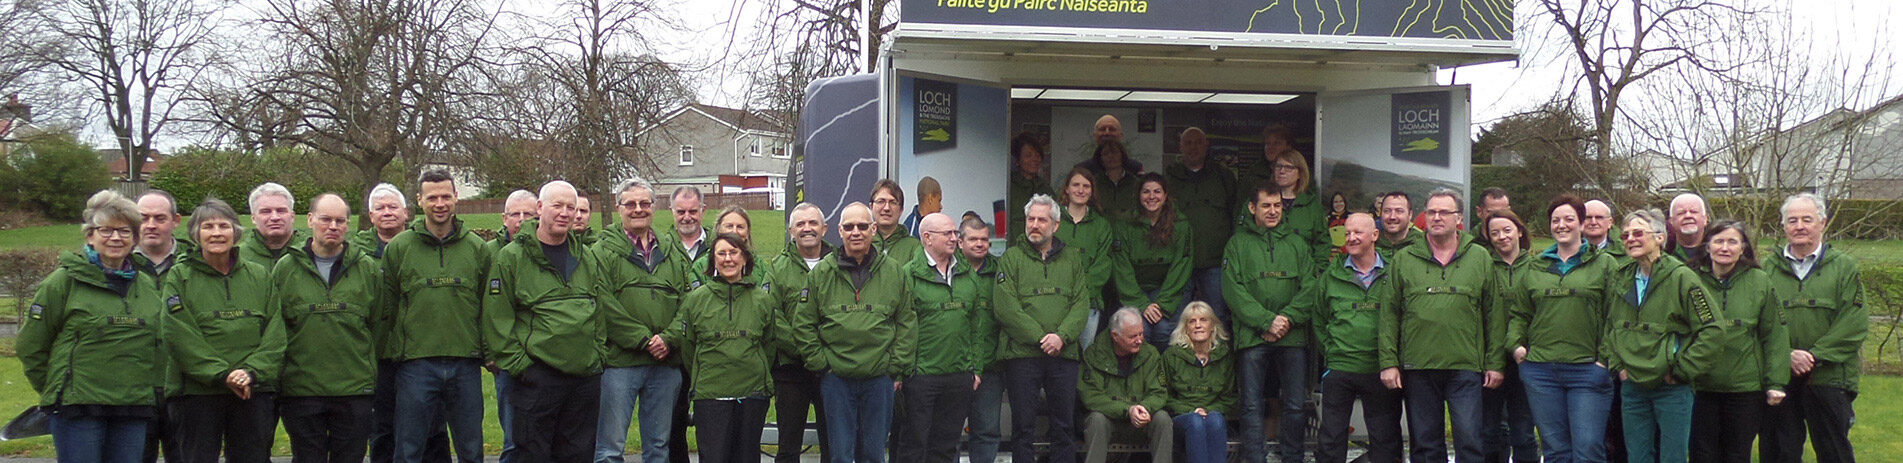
[1762,193,1865,463]
[666,186,711,262]
[351,183,411,259]
[135,189,185,277]
[1376,192,1423,257]
[794,201,916,463]
[763,203,835,463]
[893,213,987,463]
[871,179,923,261]
[1312,213,1404,463]
[273,193,383,463]
[483,188,534,463]
[1381,189,1506,463]
[381,171,493,463]
[593,178,693,463]
[1164,127,1237,325]
[995,194,1091,463]
[1222,184,1317,463]
[957,216,1007,463]
[484,180,616,463]
[491,190,539,252]
[1583,199,1626,260]
[1078,308,1172,463]
[240,182,310,269]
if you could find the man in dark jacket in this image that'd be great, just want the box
[381,171,493,463]
[1079,308,1172,463]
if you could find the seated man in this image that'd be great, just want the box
[1079,308,1173,463]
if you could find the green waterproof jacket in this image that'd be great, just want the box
[1008,173,1055,242]
[764,244,834,367]
[660,275,780,400]
[662,226,711,262]
[1056,207,1117,306]
[1765,245,1866,392]
[1693,267,1790,393]
[1161,342,1234,415]
[1092,170,1144,222]
[1077,332,1168,420]
[348,229,396,259]
[381,217,493,361]
[239,228,311,270]
[963,253,1003,371]
[595,230,694,368]
[1381,237,1507,373]
[876,226,923,263]
[1311,253,1399,374]
[905,253,989,375]
[1223,221,1318,350]
[1506,245,1619,364]
[1376,227,1423,258]
[19,251,166,408]
[483,221,616,376]
[1111,215,1194,317]
[1164,162,1238,269]
[271,242,382,397]
[793,251,917,379]
[161,251,284,396]
[1604,255,1726,388]
[993,239,1092,361]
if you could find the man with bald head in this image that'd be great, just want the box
[1094,115,1124,145]
[1312,213,1404,463]
[1582,200,1623,258]
[764,203,837,463]
[484,181,618,463]
[892,213,987,463]
[1667,193,1710,264]
[795,202,916,463]
[1165,126,1238,323]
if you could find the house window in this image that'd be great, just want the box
[771,144,789,159]
[679,145,694,166]
[749,139,761,157]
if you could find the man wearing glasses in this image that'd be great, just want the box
[794,202,917,463]
[1583,200,1624,259]
[1379,188,1506,463]
[593,178,695,463]
[870,179,923,261]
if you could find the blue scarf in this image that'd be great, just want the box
[85,245,140,280]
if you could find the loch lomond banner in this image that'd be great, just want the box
[900,0,1514,42]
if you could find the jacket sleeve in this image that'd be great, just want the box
[1504,272,1531,353]
[1077,366,1126,419]
[1484,264,1508,372]
[1281,244,1319,326]
[1223,241,1274,333]
[793,273,828,372]
[1378,264,1405,370]
[1669,275,1726,383]
[1600,263,1621,372]
[1058,256,1092,346]
[1761,285,1792,392]
[966,290,991,373]
[1808,265,1867,365]
[1155,225,1195,315]
[890,278,918,377]
[1139,361,1169,417]
[237,271,288,387]
[658,293,693,351]
[18,273,69,393]
[599,268,655,357]
[160,272,236,388]
[1307,277,1334,361]
[990,258,1048,347]
[482,254,527,374]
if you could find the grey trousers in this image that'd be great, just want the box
[1083,411,1174,463]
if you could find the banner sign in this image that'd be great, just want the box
[900,0,1514,42]
[913,79,959,153]
[1390,91,1451,167]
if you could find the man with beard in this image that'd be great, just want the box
[1667,193,1710,264]
[995,194,1091,463]
[1376,192,1422,257]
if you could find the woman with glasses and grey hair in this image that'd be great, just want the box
[17,190,168,463]
[1603,208,1726,463]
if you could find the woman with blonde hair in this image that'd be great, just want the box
[1162,302,1233,463]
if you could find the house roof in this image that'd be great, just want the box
[649,103,792,136]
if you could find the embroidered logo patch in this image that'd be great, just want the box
[1690,288,1716,323]
[997,271,1007,284]
[690,280,703,290]
[29,304,44,319]
[488,279,503,295]
[166,295,183,312]
[798,288,810,303]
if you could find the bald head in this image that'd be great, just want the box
[309,194,352,252]
[1343,212,1378,259]
[839,202,875,258]
[920,212,958,262]
[1094,115,1124,144]
[1583,200,1614,243]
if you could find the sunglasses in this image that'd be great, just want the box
[841,223,873,231]
[1621,230,1652,239]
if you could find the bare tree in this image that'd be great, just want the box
[0,0,55,94]
[32,0,224,182]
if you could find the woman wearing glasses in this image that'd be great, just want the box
[17,190,168,463]
[1241,125,1328,267]
[1604,209,1726,463]
[1502,195,1619,463]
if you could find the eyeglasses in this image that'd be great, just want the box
[1273,164,1301,172]
[1621,230,1652,239]
[94,227,135,238]
[841,223,873,231]
[925,229,958,237]
[505,212,536,219]
[872,198,901,207]
[1423,209,1460,218]
[620,200,654,210]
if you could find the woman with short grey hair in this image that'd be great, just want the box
[162,197,284,463]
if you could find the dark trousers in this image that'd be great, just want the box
[1690,391,1764,463]
[1402,369,1486,463]
[772,365,831,463]
[1762,379,1857,463]
[669,371,692,463]
[1004,356,1080,463]
[167,393,278,463]
[511,362,602,463]
[1237,345,1309,463]
[374,360,451,463]
[1318,371,1403,463]
[894,373,976,463]
[281,396,375,463]
[1482,363,1538,463]
[1607,386,1627,463]
[141,401,178,463]
[693,398,770,463]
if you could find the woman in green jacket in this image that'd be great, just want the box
[1500,197,1614,463]
[1055,167,1118,343]
[163,199,284,463]
[1688,220,1789,463]
[1479,208,1539,463]
[18,190,165,463]
[1112,173,1194,348]
[1163,302,1233,463]
[653,234,779,463]
[1607,209,1725,463]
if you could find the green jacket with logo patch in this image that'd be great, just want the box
[1161,342,1234,415]
[1506,245,1618,364]
[1056,208,1117,306]
[161,252,284,396]
[1164,162,1238,269]
[660,275,780,400]
[348,229,396,259]
[1311,254,1399,374]
[271,243,382,397]
[483,221,616,376]
[239,228,310,270]
[1765,245,1866,392]
[905,253,989,375]
[764,244,833,367]
[1604,255,1726,388]
[793,252,916,379]
[1693,267,1790,393]
[19,252,166,408]
[1078,332,1168,420]
[1223,221,1318,350]
[595,230,694,368]
[1111,215,1194,317]
[993,239,1092,361]
[1380,236,1507,373]
[1376,227,1423,259]
[381,217,493,361]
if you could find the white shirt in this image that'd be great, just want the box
[1783,244,1826,280]
[924,252,955,285]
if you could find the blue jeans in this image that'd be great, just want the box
[1402,369,1486,463]
[1139,289,1192,348]
[51,415,149,463]
[1173,411,1227,463]
[494,370,518,463]
[595,366,683,463]
[1237,345,1308,463]
[819,373,895,463]
[1519,362,1614,463]
[1620,381,1693,463]
[395,357,485,463]
[1184,267,1228,323]
[963,369,1006,463]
